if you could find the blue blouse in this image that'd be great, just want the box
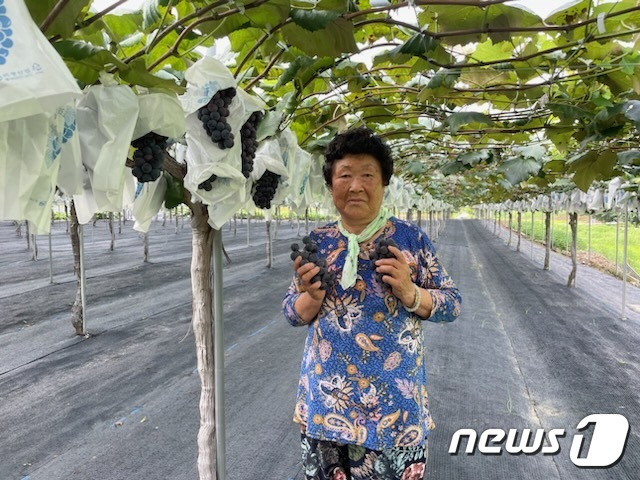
[283,217,461,450]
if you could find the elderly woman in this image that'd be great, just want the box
[283,128,461,480]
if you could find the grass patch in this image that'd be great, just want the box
[493,212,640,274]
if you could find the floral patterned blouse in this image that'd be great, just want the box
[282,217,461,451]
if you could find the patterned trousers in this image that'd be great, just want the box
[301,431,428,480]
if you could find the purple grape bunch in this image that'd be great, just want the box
[197,87,236,149]
[240,111,263,178]
[290,236,336,290]
[131,132,168,183]
[252,170,280,209]
[198,173,217,192]
[370,238,397,283]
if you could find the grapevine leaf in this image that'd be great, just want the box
[256,110,283,141]
[623,100,640,130]
[119,58,185,93]
[282,19,358,57]
[164,173,184,209]
[25,0,91,38]
[142,0,162,30]
[389,33,438,56]
[442,112,493,135]
[498,157,542,185]
[290,9,341,32]
[456,150,493,166]
[53,40,128,70]
[617,150,640,166]
[567,150,617,191]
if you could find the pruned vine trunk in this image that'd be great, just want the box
[190,203,218,480]
[65,203,69,233]
[305,208,309,234]
[544,212,551,270]
[507,211,512,246]
[266,219,273,269]
[108,212,115,251]
[417,210,422,229]
[516,212,522,252]
[118,211,122,235]
[26,221,30,249]
[144,232,149,263]
[567,212,578,287]
[69,201,84,335]
[31,234,38,261]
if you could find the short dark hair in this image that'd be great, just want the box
[323,127,394,187]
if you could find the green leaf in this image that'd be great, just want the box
[119,58,185,93]
[498,157,542,185]
[440,160,468,176]
[197,14,251,38]
[547,102,592,122]
[617,150,640,166]
[164,173,184,209]
[442,112,493,134]
[242,0,290,28]
[407,161,427,176]
[567,150,617,191]
[277,56,315,89]
[256,110,283,141]
[25,0,91,38]
[290,9,340,31]
[512,145,546,160]
[282,18,358,57]
[418,3,542,45]
[53,40,127,70]
[142,0,162,30]
[456,150,493,166]
[623,101,640,130]
[389,33,438,56]
[101,13,145,43]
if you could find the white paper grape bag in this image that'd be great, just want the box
[0,112,65,233]
[56,104,84,196]
[76,84,139,213]
[287,146,312,214]
[133,92,186,141]
[0,0,81,123]
[182,57,243,193]
[133,175,168,233]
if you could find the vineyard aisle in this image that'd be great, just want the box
[1,219,639,480]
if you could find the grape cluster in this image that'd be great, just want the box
[252,170,280,209]
[370,238,397,283]
[131,132,168,183]
[240,111,263,178]
[197,88,236,149]
[290,236,336,290]
[198,173,217,192]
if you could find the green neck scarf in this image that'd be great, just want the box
[337,207,391,290]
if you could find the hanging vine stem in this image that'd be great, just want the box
[300,111,351,146]
[145,0,271,71]
[39,0,72,33]
[234,20,291,78]
[243,49,284,91]
[123,0,230,64]
[145,0,176,55]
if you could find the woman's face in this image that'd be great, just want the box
[329,154,385,230]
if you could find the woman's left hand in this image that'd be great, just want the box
[375,246,415,307]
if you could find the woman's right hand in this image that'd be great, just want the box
[294,257,326,303]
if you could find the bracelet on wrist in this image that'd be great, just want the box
[405,284,421,313]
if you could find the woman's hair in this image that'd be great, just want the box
[323,127,394,187]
